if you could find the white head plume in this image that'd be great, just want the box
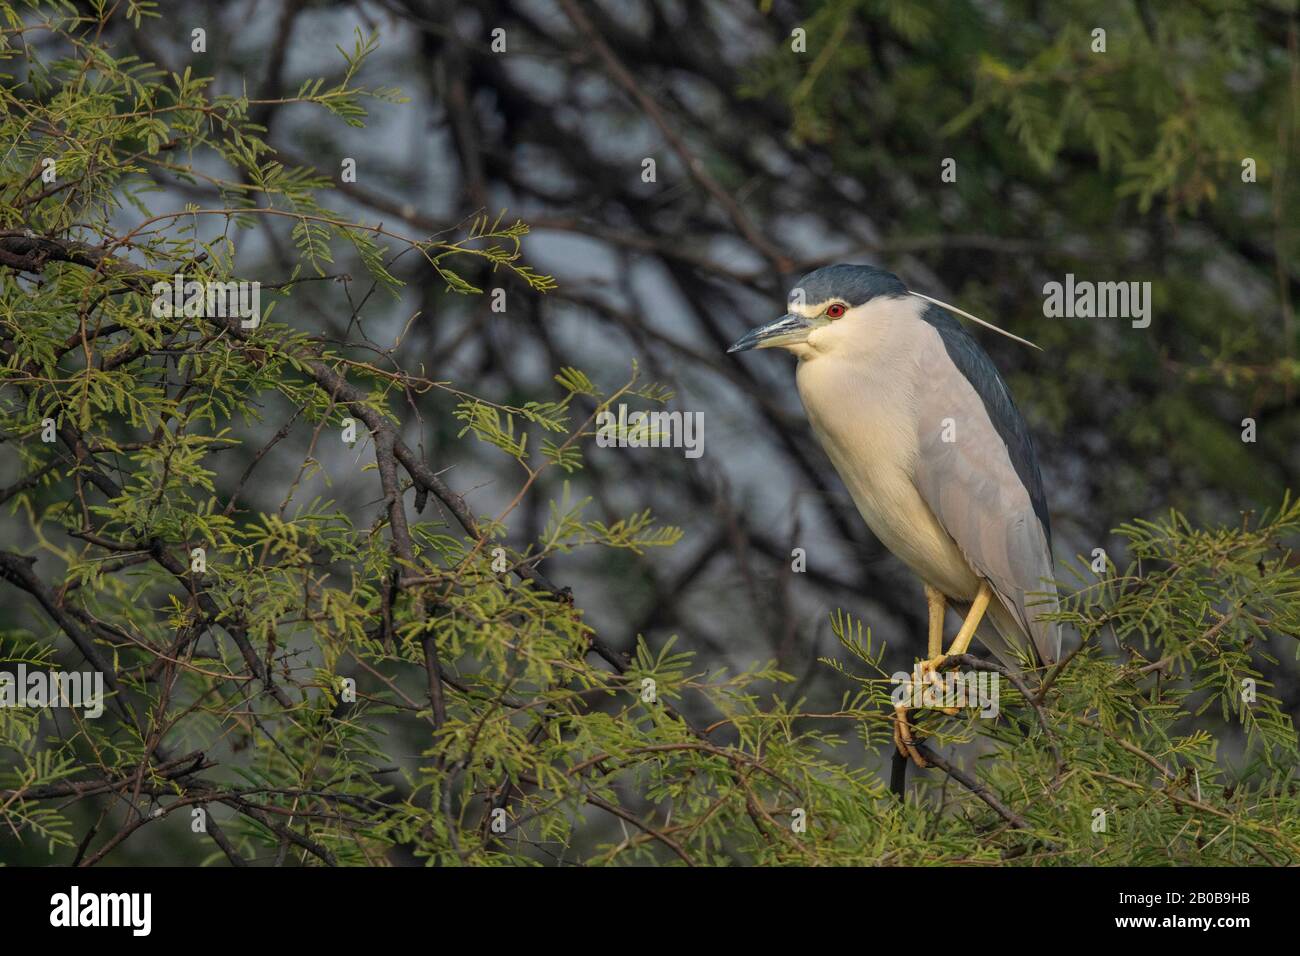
[909,291,1042,351]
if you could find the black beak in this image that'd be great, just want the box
[726,313,813,353]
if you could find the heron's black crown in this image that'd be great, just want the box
[790,264,908,308]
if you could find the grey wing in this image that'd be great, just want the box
[911,311,1061,667]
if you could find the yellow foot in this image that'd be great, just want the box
[890,580,995,769]
[892,704,928,768]
[915,655,960,716]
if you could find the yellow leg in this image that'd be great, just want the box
[948,581,993,658]
[919,580,993,673]
[924,583,946,659]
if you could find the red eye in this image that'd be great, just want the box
[826,303,846,318]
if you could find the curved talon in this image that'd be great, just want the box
[892,704,928,768]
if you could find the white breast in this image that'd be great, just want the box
[793,300,982,601]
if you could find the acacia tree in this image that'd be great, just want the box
[0,2,1296,866]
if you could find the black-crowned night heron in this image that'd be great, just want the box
[728,263,1060,767]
